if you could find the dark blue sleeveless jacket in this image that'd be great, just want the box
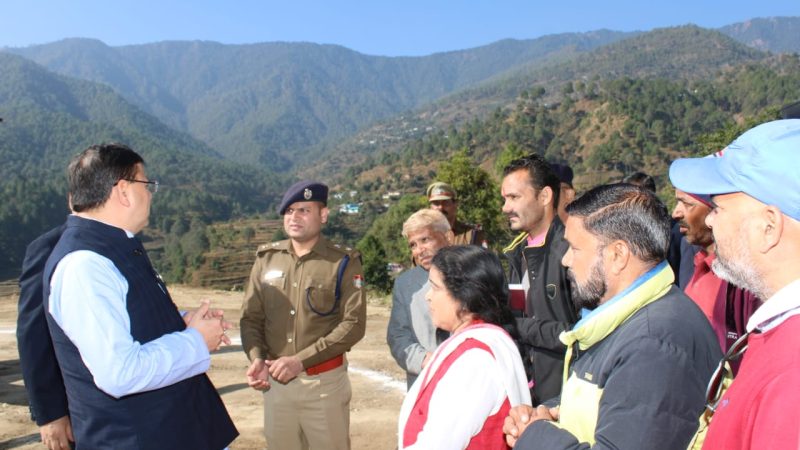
[43,216,238,449]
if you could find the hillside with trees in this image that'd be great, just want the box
[720,16,800,54]
[326,53,800,278]
[0,52,288,278]
[302,25,772,180]
[4,32,632,172]
[2,18,799,288]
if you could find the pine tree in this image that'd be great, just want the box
[357,234,392,294]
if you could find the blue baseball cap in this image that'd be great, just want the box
[669,119,800,221]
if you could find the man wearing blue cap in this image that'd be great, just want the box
[670,119,800,450]
[240,180,366,450]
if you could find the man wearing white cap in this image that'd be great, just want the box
[670,119,800,450]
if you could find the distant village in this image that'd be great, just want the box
[331,189,407,274]
[332,190,401,215]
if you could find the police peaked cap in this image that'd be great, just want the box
[427,181,457,202]
[278,180,329,215]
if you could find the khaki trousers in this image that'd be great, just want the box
[263,364,352,450]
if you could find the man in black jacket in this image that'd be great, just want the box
[501,154,579,405]
[17,223,72,450]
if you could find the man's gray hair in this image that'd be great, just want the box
[402,209,451,239]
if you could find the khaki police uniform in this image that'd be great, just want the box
[451,220,488,248]
[240,236,366,450]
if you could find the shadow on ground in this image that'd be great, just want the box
[0,359,30,407]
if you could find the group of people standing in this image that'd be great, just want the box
[14,118,800,450]
[16,147,368,450]
[389,119,800,449]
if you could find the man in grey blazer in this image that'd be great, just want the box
[387,209,453,388]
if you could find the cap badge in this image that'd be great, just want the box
[303,188,312,200]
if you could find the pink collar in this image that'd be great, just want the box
[526,230,547,247]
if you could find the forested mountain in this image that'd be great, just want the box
[0,52,287,277]
[4,32,633,170]
[720,17,800,54]
[2,17,799,285]
[5,18,796,176]
[336,56,800,198]
[337,55,800,271]
[300,26,769,179]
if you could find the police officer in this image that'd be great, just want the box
[240,180,366,450]
[426,181,488,248]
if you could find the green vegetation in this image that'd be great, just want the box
[337,55,799,212]
[357,234,393,294]
[5,31,634,172]
[2,21,799,285]
[720,17,800,54]
[0,53,288,278]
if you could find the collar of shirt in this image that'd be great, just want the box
[526,230,547,247]
[694,248,713,268]
[746,278,800,333]
[687,248,714,281]
[285,236,330,258]
[71,214,136,238]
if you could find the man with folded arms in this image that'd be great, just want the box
[501,154,578,405]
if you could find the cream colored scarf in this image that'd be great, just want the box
[559,262,675,384]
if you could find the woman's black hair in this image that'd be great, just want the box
[431,245,525,355]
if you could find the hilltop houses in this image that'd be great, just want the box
[339,203,361,215]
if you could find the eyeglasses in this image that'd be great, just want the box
[704,332,750,415]
[122,179,159,193]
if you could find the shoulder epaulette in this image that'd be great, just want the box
[256,240,288,255]
[328,241,360,256]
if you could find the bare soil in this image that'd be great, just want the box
[0,286,405,449]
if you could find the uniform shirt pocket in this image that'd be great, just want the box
[261,270,289,312]
[263,270,286,289]
[303,278,337,316]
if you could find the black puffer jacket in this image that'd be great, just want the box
[503,217,579,404]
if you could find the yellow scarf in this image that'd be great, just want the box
[559,262,675,384]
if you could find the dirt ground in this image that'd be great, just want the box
[0,285,406,450]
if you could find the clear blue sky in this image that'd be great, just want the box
[1,0,797,56]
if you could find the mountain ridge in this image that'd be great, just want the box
[0,52,287,277]
[3,30,636,169]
